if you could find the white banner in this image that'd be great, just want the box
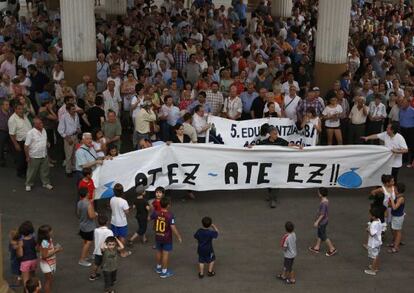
[206,116,317,147]
[92,144,393,199]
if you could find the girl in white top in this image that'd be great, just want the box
[370,174,396,230]
[322,96,343,145]
[301,108,322,145]
[92,129,107,158]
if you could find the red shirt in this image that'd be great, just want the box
[152,199,161,212]
[78,178,95,201]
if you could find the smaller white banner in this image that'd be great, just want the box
[206,116,317,147]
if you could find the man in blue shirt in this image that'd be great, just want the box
[240,82,258,120]
[399,98,414,165]
[187,92,212,114]
[233,0,247,27]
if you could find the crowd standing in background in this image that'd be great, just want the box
[0,0,413,291]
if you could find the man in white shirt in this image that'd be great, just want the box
[192,105,210,143]
[110,183,131,257]
[367,95,387,143]
[159,95,181,141]
[24,117,53,192]
[348,96,369,144]
[222,85,242,120]
[58,103,81,176]
[281,72,299,95]
[362,123,408,182]
[103,80,122,118]
[283,86,301,122]
[8,104,32,178]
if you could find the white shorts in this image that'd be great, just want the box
[40,260,56,274]
[391,215,404,230]
[368,246,380,259]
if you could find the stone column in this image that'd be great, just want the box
[314,0,352,95]
[60,0,97,88]
[105,0,127,19]
[271,0,292,18]
[0,216,13,293]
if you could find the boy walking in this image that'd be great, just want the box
[194,217,219,278]
[101,236,124,292]
[278,221,296,284]
[89,215,113,281]
[151,197,182,278]
[309,188,337,256]
[365,207,383,275]
[128,191,150,245]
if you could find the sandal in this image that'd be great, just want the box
[277,274,287,280]
[308,247,320,253]
[286,279,296,285]
[207,271,216,277]
[387,248,399,254]
[387,243,394,248]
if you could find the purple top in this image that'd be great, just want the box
[151,210,175,244]
[318,201,329,226]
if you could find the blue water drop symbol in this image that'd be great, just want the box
[337,168,362,189]
[101,181,115,198]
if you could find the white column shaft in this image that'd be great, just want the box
[60,0,96,62]
[105,0,127,15]
[271,0,292,18]
[315,0,352,64]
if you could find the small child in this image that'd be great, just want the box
[78,167,95,201]
[101,236,124,293]
[278,221,297,284]
[89,215,113,281]
[128,191,150,245]
[108,145,119,158]
[8,229,22,288]
[194,217,219,278]
[364,207,383,276]
[151,197,182,278]
[152,186,165,213]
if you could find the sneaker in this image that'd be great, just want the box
[42,184,54,190]
[160,270,174,278]
[25,185,31,192]
[368,265,379,272]
[155,267,162,274]
[78,260,92,267]
[198,273,204,279]
[364,269,377,276]
[89,273,101,281]
[325,249,337,257]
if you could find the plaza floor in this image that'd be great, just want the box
[1,163,413,293]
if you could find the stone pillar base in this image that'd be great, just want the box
[0,283,14,293]
[314,62,347,97]
[63,61,96,89]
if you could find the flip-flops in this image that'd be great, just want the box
[308,247,320,253]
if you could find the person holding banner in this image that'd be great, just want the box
[254,126,288,208]
[192,105,210,143]
[362,123,408,182]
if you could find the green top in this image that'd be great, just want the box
[102,120,122,150]
[102,248,118,272]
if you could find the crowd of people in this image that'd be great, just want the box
[0,0,413,292]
